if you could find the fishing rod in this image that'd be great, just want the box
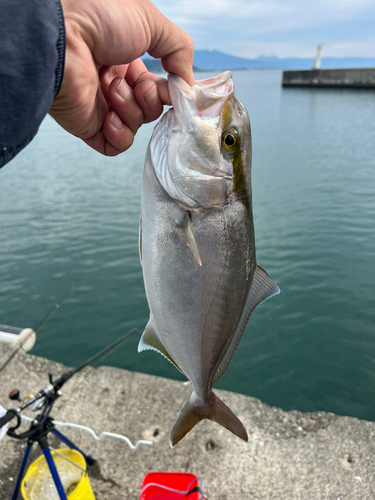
[49,319,148,390]
[0,319,148,500]
[0,319,147,429]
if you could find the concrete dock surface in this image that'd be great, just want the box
[1,344,375,499]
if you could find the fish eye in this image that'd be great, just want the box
[222,129,239,152]
[225,134,235,147]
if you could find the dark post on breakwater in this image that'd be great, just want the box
[282,68,375,89]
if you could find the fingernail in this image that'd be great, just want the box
[144,83,158,107]
[116,79,132,101]
[110,111,124,131]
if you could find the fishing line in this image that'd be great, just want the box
[53,319,147,422]
[0,272,94,374]
[34,284,81,334]
[0,266,146,376]
[68,320,147,377]
[34,318,149,408]
[90,326,141,369]
[0,342,25,374]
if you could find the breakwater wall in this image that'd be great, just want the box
[282,68,375,89]
[1,344,375,499]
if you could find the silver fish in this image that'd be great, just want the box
[138,72,279,448]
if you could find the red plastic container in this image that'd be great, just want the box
[140,472,201,500]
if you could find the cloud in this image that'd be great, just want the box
[153,0,375,57]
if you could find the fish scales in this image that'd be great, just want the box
[138,72,279,447]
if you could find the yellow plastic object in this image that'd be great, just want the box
[21,448,96,500]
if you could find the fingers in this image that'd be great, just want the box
[94,72,166,156]
[133,80,164,123]
[95,77,140,156]
[126,59,171,107]
[83,61,171,156]
[103,69,170,152]
[103,111,135,155]
[103,76,145,153]
[99,64,129,102]
[109,77,144,134]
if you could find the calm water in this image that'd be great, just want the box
[1,70,375,420]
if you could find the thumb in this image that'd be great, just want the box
[146,11,194,85]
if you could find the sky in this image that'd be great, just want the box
[153,0,375,59]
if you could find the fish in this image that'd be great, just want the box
[138,71,280,448]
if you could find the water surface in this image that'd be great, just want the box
[1,70,375,420]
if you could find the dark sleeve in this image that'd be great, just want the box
[0,0,65,168]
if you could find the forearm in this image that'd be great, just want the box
[0,0,65,168]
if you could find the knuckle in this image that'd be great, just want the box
[144,107,162,124]
[120,131,135,151]
[183,31,194,55]
[105,142,120,156]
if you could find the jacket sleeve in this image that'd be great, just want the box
[0,0,65,168]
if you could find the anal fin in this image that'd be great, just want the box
[138,319,185,375]
[213,264,280,384]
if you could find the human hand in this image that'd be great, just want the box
[49,0,194,156]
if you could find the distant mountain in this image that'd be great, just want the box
[141,58,199,72]
[193,50,260,70]
[142,50,375,72]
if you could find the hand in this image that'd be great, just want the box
[49,0,194,156]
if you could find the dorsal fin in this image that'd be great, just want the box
[213,264,280,384]
[138,319,185,375]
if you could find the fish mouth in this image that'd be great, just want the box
[168,72,234,113]
[194,71,234,94]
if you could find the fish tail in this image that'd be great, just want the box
[169,390,248,448]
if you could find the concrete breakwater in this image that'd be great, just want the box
[1,344,375,499]
[282,68,375,89]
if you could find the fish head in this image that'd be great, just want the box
[149,72,251,209]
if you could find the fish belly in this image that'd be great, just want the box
[141,149,255,395]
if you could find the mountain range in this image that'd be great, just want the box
[142,50,375,72]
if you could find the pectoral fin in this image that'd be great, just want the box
[176,212,202,266]
[138,319,185,375]
[213,264,280,384]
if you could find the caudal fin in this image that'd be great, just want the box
[169,391,248,448]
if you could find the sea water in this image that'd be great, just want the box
[1,70,375,421]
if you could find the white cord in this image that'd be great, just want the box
[20,415,152,450]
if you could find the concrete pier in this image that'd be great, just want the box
[282,68,375,89]
[1,344,375,499]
